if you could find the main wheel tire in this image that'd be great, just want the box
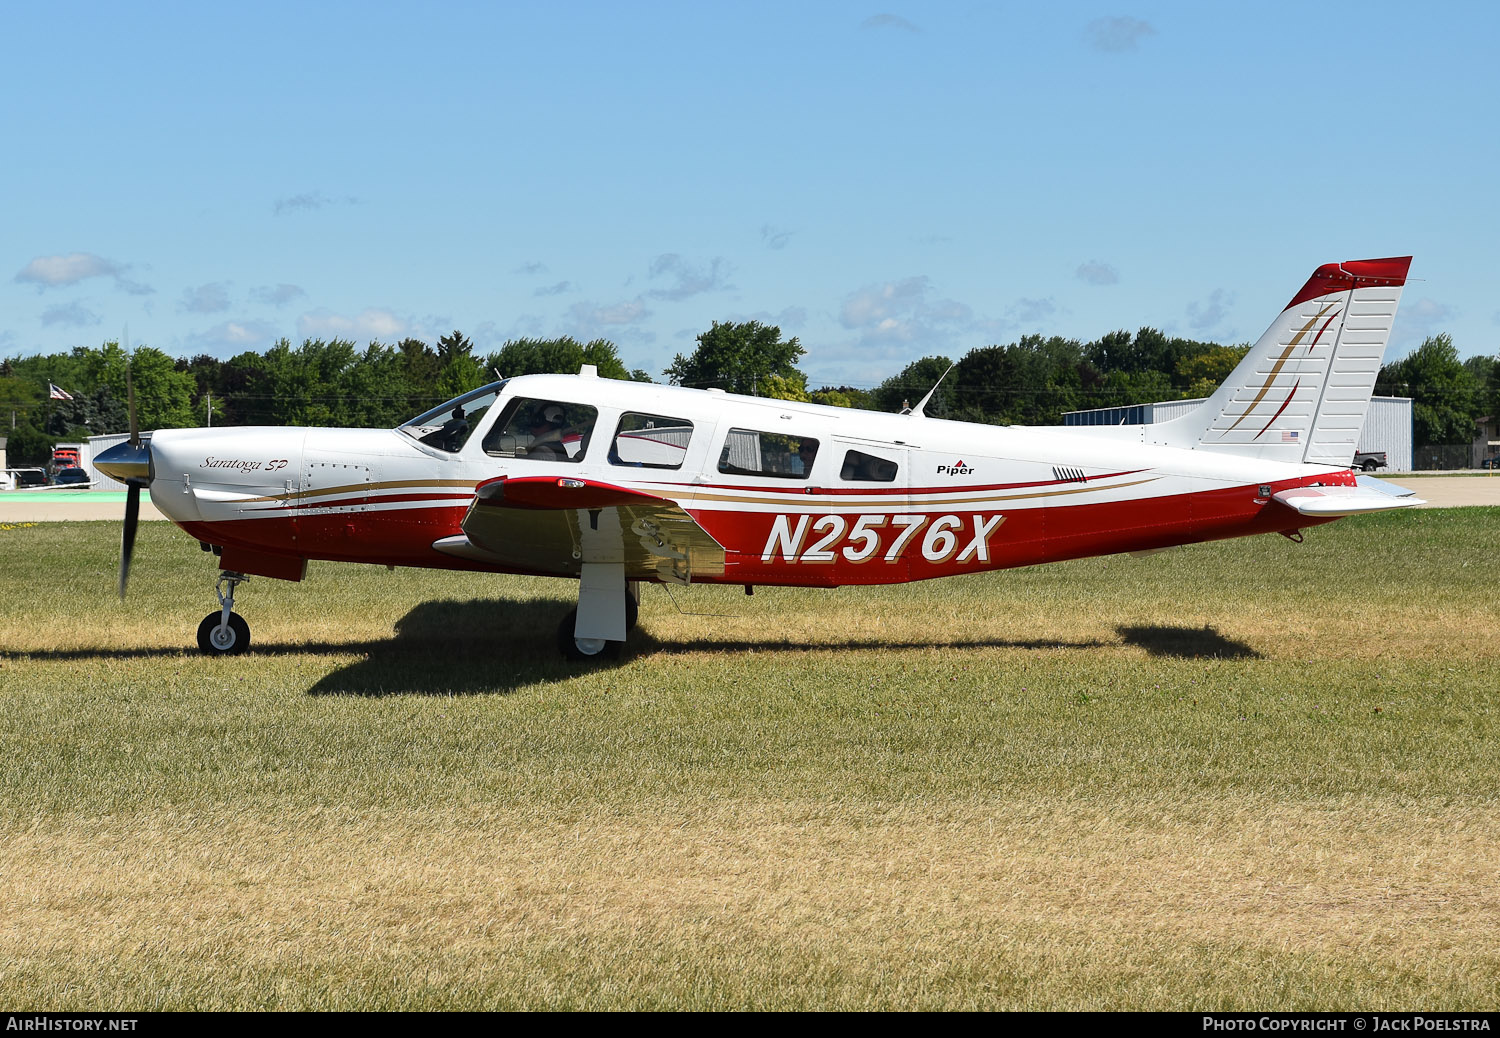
[197,611,250,655]
[625,593,639,632]
[557,608,621,662]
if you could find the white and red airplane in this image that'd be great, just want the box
[97,256,1421,659]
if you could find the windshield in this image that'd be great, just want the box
[398,380,508,453]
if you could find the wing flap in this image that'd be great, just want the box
[447,476,725,583]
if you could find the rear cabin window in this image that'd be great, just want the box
[611,413,693,470]
[481,397,598,463]
[718,429,819,480]
[840,450,899,482]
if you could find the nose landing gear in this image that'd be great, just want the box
[198,571,250,655]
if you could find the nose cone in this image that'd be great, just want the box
[95,439,152,483]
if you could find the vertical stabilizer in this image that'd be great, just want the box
[1150,257,1410,464]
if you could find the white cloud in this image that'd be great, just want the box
[818,275,988,382]
[513,262,547,276]
[647,254,733,301]
[180,283,232,314]
[40,302,102,327]
[16,252,119,287]
[1010,297,1056,325]
[192,320,280,351]
[564,299,653,342]
[839,275,974,346]
[570,300,649,326]
[1085,16,1155,53]
[761,224,794,250]
[14,252,154,296]
[1076,260,1119,286]
[298,307,412,340]
[1390,296,1457,351]
[251,283,306,307]
[861,13,921,32]
[534,281,572,297]
[274,192,332,215]
[716,306,809,333]
[467,321,503,353]
[1186,288,1235,335]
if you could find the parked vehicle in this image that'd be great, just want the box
[1352,450,1387,472]
[6,468,49,489]
[1482,456,1500,470]
[53,467,93,486]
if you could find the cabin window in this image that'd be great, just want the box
[482,397,598,462]
[840,450,899,482]
[717,428,819,480]
[399,383,504,453]
[611,413,693,470]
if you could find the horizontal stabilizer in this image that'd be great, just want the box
[1273,476,1424,516]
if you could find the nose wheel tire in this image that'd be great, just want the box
[557,608,622,662]
[197,611,250,655]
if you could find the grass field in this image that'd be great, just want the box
[1,509,1498,1010]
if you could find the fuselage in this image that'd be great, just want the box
[141,372,1353,588]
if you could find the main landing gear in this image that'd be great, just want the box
[198,571,250,655]
[557,568,639,662]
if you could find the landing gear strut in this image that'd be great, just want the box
[198,571,250,655]
[557,571,638,661]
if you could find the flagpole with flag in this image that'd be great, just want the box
[49,382,73,401]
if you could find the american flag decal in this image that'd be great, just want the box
[1281,430,1299,442]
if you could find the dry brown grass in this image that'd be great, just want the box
[4,800,1498,1009]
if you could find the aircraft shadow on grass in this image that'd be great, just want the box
[1115,623,1261,660]
[301,597,1125,697]
[4,602,1260,696]
[306,607,1261,697]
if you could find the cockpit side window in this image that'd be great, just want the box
[717,428,819,480]
[840,449,899,482]
[399,383,504,453]
[482,397,598,462]
[611,413,694,470]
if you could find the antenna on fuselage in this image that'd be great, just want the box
[907,362,956,418]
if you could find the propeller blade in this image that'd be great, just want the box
[120,479,142,599]
[126,360,139,448]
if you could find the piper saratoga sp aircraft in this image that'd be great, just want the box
[97,256,1422,659]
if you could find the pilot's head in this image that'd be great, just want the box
[530,404,564,431]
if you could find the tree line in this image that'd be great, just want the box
[3,319,1495,466]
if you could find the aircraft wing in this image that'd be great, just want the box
[434,476,726,584]
[1273,476,1425,516]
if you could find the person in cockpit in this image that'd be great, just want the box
[438,405,468,452]
[526,404,568,460]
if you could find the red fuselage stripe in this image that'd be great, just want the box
[174,471,1351,586]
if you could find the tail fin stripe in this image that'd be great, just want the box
[1307,309,1342,355]
[1255,378,1301,439]
[1224,305,1335,433]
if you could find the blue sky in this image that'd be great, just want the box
[5,1,1497,389]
